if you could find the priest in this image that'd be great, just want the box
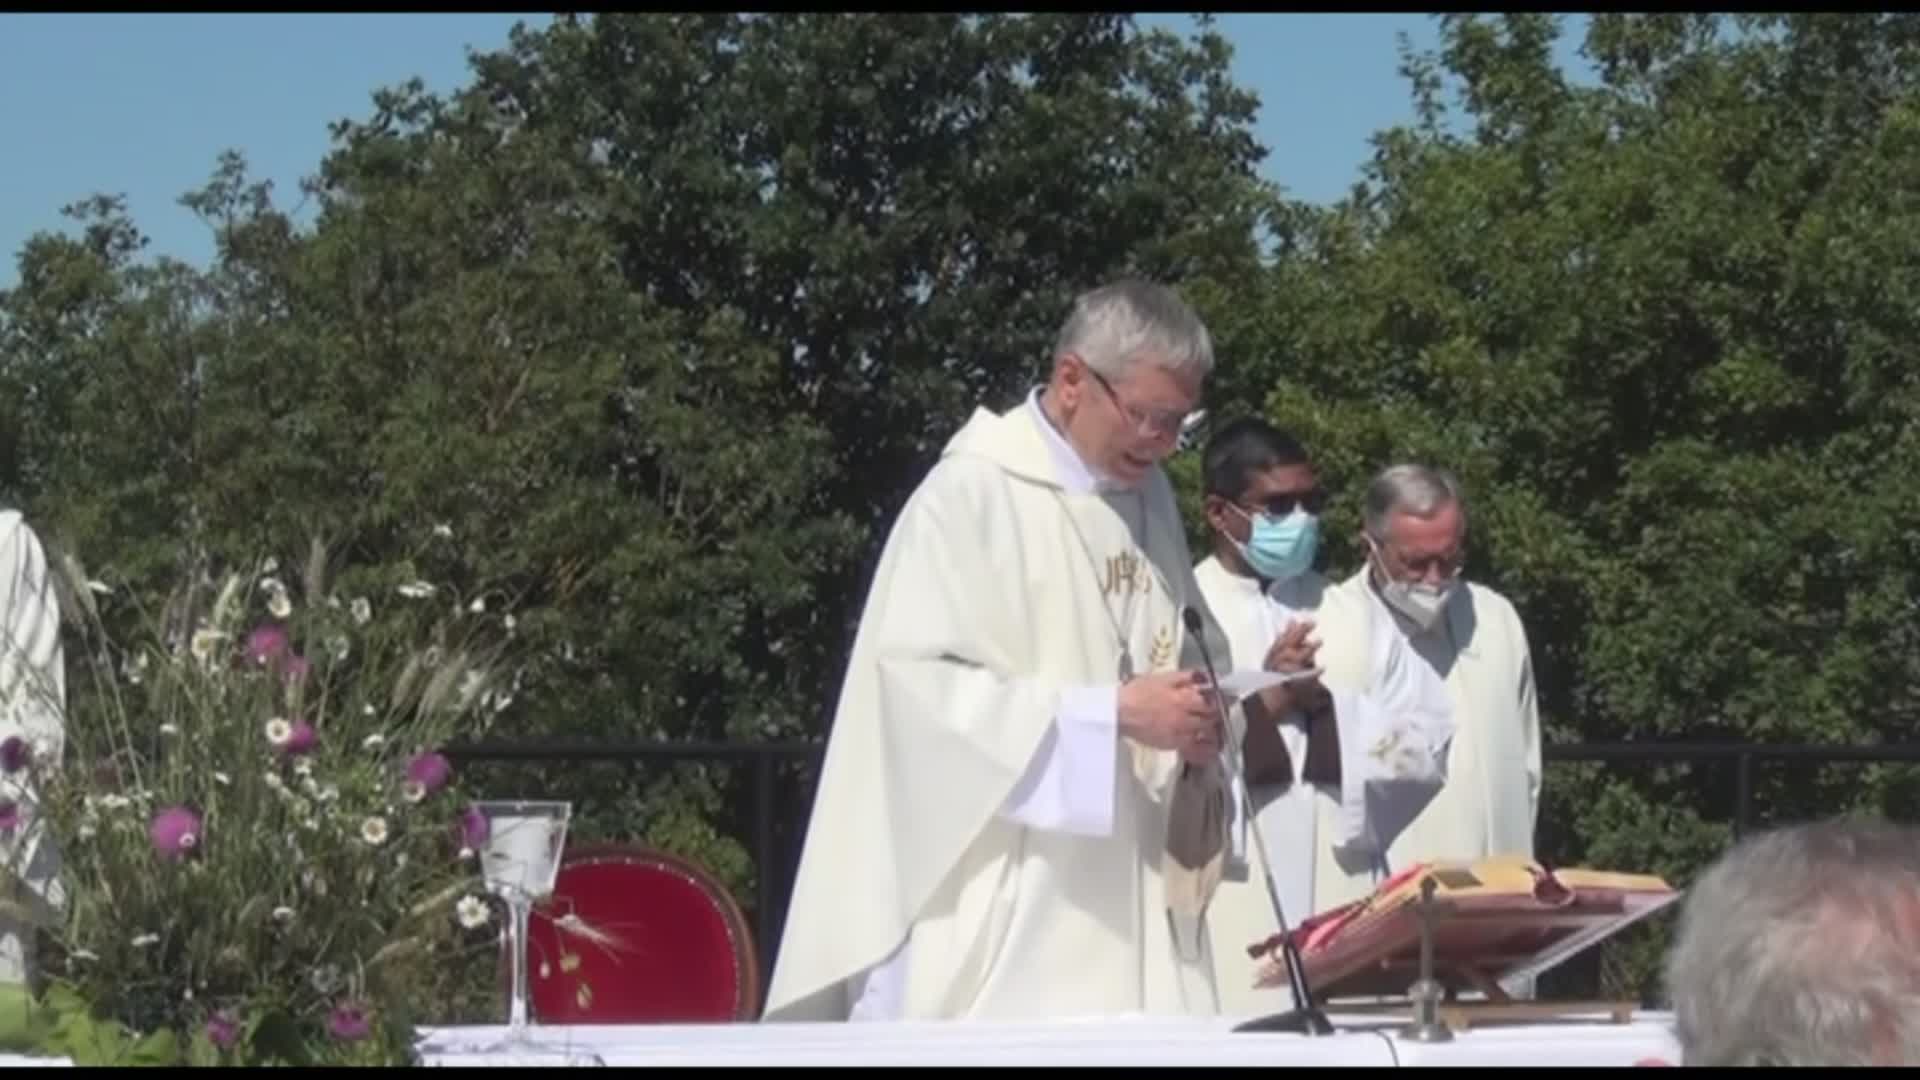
[762,280,1239,1022]
[1343,464,1541,889]
[0,508,66,987]
[1188,421,1452,1014]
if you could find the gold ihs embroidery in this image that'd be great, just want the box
[1148,625,1174,671]
[1101,550,1152,597]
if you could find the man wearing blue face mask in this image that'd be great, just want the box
[1194,434,1479,1016]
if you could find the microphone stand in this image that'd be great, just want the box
[1181,607,1334,1036]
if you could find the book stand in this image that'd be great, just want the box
[1250,858,1682,1035]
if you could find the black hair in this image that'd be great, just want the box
[1201,417,1311,501]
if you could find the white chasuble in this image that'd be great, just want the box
[762,394,1232,1023]
[0,511,66,986]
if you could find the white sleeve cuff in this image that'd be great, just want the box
[998,685,1118,837]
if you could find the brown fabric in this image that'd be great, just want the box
[1301,697,1342,787]
[1163,760,1229,920]
[1238,693,1295,788]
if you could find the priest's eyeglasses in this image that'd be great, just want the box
[1379,543,1467,582]
[1087,368,1191,439]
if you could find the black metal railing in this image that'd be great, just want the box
[445,738,1920,997]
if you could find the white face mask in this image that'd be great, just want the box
[1379,579,1455,632]
[1367,538,1458,632]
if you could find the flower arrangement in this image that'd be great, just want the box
[0,540,522,1066]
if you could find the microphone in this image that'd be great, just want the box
[1181,605,1334,1037]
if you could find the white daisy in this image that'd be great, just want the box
[455,895,489,930]
[264,718,292,746]
[189,628,226,663]
[359,816,389,846]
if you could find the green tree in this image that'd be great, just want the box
[2,13,1279,1004]
[1213,11,1920,1000]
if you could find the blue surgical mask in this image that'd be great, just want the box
[1231,506,1319,582]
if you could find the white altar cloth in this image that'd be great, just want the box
[0,1008,1683,1068]
[413,1010,1682,1068]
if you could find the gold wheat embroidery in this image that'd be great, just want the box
[1149,625,1175,670]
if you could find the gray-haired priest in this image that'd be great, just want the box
[763,280,1239,1022]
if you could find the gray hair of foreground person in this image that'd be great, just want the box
[1664,817,1920,1067]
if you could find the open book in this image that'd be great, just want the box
[1251,856,1681,1000]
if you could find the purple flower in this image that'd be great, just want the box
[204,1011,239,1049]
[458,804,489,849]
[149,806,202,859]
[0,736,29,774]
[280,654,311,687]
[405,752,452,796]
[244,624,289,667]
[0,802,18,836]
[280,720,316,756]
[327,1002,371,1042]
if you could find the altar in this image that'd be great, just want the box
[409,1009,1681,1067]
[0,851,1687,1068]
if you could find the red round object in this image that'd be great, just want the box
[516,845,761,1023]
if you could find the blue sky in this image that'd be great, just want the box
[0,13,1594,287]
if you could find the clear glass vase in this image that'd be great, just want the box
[466,799,604,1066]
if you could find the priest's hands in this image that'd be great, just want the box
[1118,671,1222,763]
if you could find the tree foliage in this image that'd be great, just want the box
[1199,11,1920,999]
[0,14,1275,1004]
[9,10,1920,1008]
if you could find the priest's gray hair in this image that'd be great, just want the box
[1665,817,1920,1067]
[1053,279,1214,382]
[1361,464,1466,544]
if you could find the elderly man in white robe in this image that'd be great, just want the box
[763,280,1243,1022]
[1189,421,1456,1015]
[0,509,66,988]
[1339,465,1541,896]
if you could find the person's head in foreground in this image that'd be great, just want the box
[1041,279,1211,489]
[1361,463,1467,633]
[1665,816,1920,1066]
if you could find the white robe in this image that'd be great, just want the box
[1192,556,1457,1015]
[0,510,66,985]
[762,392,1234,1022]
[1360,571,1543,882]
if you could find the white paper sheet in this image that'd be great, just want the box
[1211,668,1322,702]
